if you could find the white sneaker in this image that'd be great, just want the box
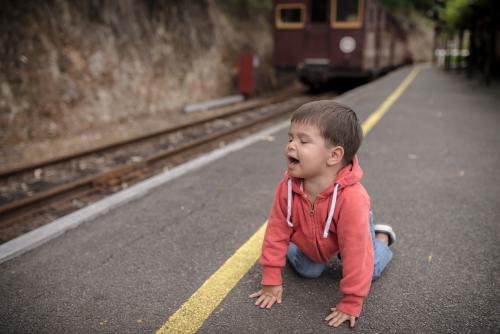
[374,224,396,246]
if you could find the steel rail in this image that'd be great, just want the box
[0,100,300,223]
[0,89,302,178]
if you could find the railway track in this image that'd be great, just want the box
[0,91,335,243]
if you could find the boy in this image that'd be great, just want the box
[249,101,396,328]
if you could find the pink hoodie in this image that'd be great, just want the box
[260,156,374,317]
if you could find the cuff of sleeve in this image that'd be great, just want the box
[335,295,364,317]
[261,266,282,286]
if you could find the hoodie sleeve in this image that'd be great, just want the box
[259,179,293,286]
[335,191,374,317]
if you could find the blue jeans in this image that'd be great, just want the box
[286,211,393,281]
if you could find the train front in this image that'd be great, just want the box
[274,0,370,89]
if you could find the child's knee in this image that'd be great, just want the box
[299,267,324,279]
[287,243,325,278]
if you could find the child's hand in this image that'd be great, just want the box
[325,307,356,328]
[249,285,283,309]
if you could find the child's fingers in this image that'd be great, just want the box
[277,290,282,304]
[249,290,262,298]
[255,294,266,306]
[253,291,282,308]
[349,316,356,328]
[328,313,345,327]
[258,295,269,308]
[260,295,274,309]
[325,310,337,321]
[266,296,277,309]
[329,316,340,327]
[334,315,349,327]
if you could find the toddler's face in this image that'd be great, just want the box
[285,122,331,179]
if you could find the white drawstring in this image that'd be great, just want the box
[322,183,339,238]
[286,179,340,238]
[286,178,293,227]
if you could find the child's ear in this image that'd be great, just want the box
[327,146,344,166]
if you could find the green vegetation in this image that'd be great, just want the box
[439,0,473,30]
[380,0,495,33]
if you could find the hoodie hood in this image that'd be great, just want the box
[332,155,363,188]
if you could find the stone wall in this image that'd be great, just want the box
[0,0,274,144]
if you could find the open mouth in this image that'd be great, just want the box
[288,156,300,165]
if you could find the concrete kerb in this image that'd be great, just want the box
[0,66,413,265]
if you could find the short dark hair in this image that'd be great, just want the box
[291,100,363,165]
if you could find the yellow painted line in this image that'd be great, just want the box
[156,223,268,334]
[362,66,421,135]
[156,66,422,334]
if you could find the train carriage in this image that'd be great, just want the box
[274,0,411,88]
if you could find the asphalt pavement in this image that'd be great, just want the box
[0,66,499,333]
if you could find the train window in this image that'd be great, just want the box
[275,4,306,29]
[331,0,363,28]
[311,0,328,23]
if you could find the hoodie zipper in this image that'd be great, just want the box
[309,199,328,262]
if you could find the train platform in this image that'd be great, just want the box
[1,65,499,333]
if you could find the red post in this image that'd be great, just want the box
[238,52,258,96]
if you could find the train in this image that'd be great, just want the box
[273,0,412,89]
